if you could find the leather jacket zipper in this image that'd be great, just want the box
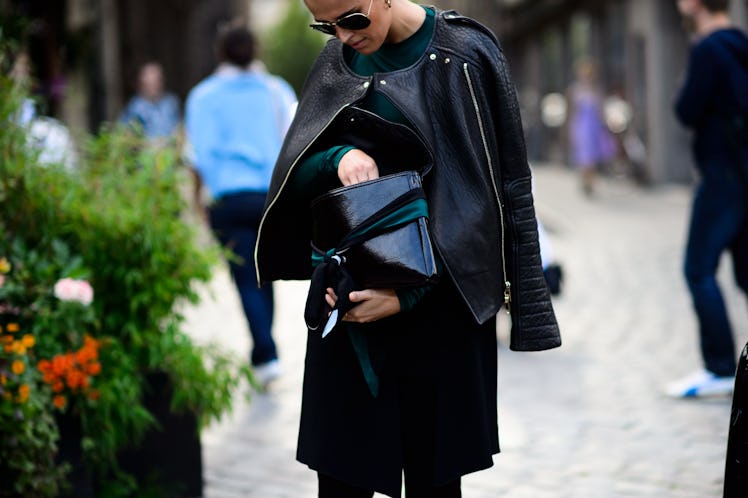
[254,101,358,284]
[463,63,511,314]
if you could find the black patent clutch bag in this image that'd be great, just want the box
[305,171,439,332]
[311,171,438,288]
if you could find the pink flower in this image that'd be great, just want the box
[53,278,94,306]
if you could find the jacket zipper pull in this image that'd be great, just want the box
[503,281,511,314]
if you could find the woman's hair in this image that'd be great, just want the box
[573,57,597,83]
[216,27,256,66]
[701,0,730,12]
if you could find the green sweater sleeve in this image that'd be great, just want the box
[396,285,433,313]
[290,145,356,193]
[395,257,443,312]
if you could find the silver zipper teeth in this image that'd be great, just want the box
[254,103,354,284]
[463,62,511,313]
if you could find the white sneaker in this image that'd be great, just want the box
[253,359,282,389]
[664,369,734,398]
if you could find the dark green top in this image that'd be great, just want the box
[292,6,436,312]
[346,6,435,123]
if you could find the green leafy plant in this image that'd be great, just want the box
[0,59,250,496]
[0,283,69,498]
[0,239,129,497]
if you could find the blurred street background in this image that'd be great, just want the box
[5,0,748,183]
[4,0,748,496]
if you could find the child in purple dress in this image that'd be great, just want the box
[568,58,616,195]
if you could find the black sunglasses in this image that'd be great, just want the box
[309,0,374,35]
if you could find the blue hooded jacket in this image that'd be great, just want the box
[675,28,748,171]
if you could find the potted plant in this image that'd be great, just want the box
[0,60,250,497]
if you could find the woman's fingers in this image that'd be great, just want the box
[338,149,379,185]
[342,289,400,323]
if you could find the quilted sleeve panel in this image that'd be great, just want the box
[504,176,561,351]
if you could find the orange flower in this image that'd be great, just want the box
[37,359,52,374]
[16,383,30,403]
[11,359,24,375]
[0,374,6,386]
[87,361,102,376]
[36,340,104,400]
[52,355,72,376]
[11,340,26,355]
[0,335,11,343]
[83,335,101,350]
[88,389,101,401]
[4,344,13,353]
[75,347,94,364]
[66,370,82,390]
[53,395,66,409]
[6,323,19,333]
[21,334,34,348]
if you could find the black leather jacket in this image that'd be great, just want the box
[256,9,560,351]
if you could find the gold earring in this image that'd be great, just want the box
[386,0,392,7]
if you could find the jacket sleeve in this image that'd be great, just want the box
[675,42,719,128]
[487,40,561,351]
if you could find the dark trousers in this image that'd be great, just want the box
[684,172,748,377]
[317,376,461,498]
[209,191,277,366]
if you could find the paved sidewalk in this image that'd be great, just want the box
[184,164,748,497]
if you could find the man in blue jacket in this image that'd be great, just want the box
[186,26,296,387]
[668,0,748,398]
[120,62,181,141]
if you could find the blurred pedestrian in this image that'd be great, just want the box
[185,26,296,388]
[255,1,560,496]
[538,217,563,296]
[666,0,748,398]
[10,50,77,170]
[567,57,616,196]
[120,62,181,142]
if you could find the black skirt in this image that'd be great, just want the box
[296,277,499,497]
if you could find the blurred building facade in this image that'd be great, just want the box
[2,0,255,134]
[4,0,748,183]
[442,0,748,183]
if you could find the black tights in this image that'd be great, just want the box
[317,472,461,498]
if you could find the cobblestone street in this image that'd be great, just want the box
[184,164,748,497]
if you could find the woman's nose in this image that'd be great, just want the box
[335,27,354,44]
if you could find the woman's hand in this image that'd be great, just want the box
[325,287,400,323]
[338,148,379,185]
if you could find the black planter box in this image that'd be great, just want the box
[57,371,203,498]
[56,411,95,498]
[118,371,204,497]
